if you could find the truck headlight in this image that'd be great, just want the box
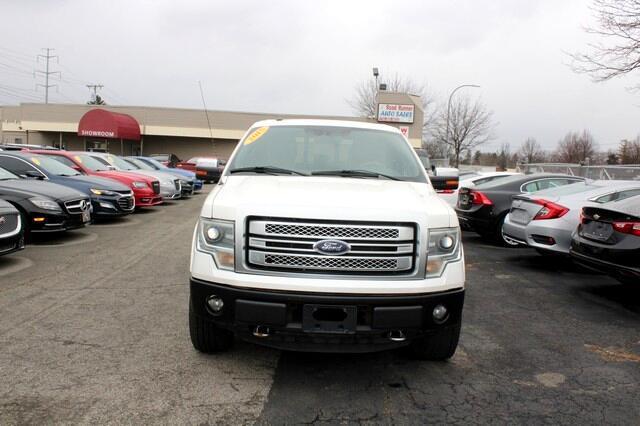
[426,227,461,277]
[29,197,62,211]
[197,218,234,271]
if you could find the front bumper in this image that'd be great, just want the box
[132,188,163,207]
[0,230,25,256]
[91,195,135,217]
[28,209,88,233]
[190,277,464,352]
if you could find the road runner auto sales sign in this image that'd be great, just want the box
[377,103,415,124]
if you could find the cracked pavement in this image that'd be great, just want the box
[1,187,639,424]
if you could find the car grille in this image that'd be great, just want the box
[173,179,180,190]
[117,196,134,211]
[246,218,416,275]
[0,212,20,236]
[151,181,160,194]
[64,198,90,214]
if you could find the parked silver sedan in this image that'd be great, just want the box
[502,180,640,255]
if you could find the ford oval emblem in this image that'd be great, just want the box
[313,239,351,255]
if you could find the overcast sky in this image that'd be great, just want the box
[0,0,638,151]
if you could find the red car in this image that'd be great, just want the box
[31,150,163,207]
[175,157,226,183]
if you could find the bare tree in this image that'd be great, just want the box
[555,130,598,163]
[570,0,640,84]
[518,137,546,163]
[619,138,640,163]
[432,95,495,167]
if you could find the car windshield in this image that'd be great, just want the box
[96,155,138,171]
[72,154,112,172]
[228,125,426,182]
[534,182,598,197]
[0,166,18,180]
[139,158,164,169]
[126,158,155,171]
[30,155,81,176]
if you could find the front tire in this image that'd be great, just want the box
[189,297,234,353]
[409,323,461,361]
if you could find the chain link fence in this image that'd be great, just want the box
[516,163,640,181]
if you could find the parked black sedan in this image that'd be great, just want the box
[0,198,25,256]
[0,152,134,218]
[570,195,640,284]
[0,166,91,234]
[455,173,584,245]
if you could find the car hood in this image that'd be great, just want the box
[164,168,196,179]
[0,179,88,202]
[202,176,456,228]
[62,175,131,191]
[125,170,179,182]
[96,170,156,183]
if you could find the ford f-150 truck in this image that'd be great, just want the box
[189,120,464,360]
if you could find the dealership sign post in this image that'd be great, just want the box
[377,104,415,124]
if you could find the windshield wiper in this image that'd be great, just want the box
[229,166,308,176]
[311,169,402,181]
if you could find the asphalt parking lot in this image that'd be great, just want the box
[1,187,639,424]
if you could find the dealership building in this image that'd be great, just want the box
[0,92,424,160]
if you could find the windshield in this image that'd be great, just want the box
[228,125,426,182]
[0,166,18,180]
[138,158,164,169]
[72,154,112,172]
[95,155,138,171]
[30,155,81,176]
[125,158,155,171]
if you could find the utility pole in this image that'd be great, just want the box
[36,48,60,104]
[86,84,104,104]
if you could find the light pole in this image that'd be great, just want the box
[372,67,380,118]
[446,84,480,166]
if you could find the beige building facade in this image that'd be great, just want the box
[0,93,424,160]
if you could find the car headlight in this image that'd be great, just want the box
[426,227,461,277]
[29,197,62,211]
[131,181,148,189]
[90,188,116,196]
[196,218,234,271]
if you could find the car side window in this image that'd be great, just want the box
[522,181,539,192]
[0,156,38,177]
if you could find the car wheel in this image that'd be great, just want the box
[189,296,234,353]
[497,215,521,247]
[409,322,461,361]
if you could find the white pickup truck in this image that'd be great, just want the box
[189,119,465,359]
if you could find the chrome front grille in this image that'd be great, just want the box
[64,199,90,214]
[117,196,134,211]
[247,218,416,275]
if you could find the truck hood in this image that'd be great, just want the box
[202,176,456,227]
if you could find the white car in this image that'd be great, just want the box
[440,171,521,207]
[189,119,465,359]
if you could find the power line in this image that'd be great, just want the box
[35,48,60,104]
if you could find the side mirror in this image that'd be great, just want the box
[431,175,459,193]
[23,170,45,180]
[431,165,436,174]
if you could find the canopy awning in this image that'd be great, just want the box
[77,109,141,141]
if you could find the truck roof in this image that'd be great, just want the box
[249,118,403,134]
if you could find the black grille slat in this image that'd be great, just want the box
[265,223,399,239]
[264,254,397,270]
[151,181,160,194]
[117,196,134,210]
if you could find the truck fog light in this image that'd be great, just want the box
[439,235,454,249]
[433,304,448,323]
[206,295,224,313]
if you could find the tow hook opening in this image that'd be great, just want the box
[253,325,271,338]
[388,329,406,342]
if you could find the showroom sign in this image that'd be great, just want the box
[79,129,116,138]
[377,103,415,124]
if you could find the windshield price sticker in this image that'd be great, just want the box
[244,126,269,145]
